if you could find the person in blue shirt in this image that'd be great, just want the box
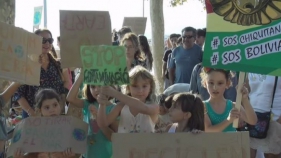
[169,27,203,84]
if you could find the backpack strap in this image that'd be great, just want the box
[270,77,278,111]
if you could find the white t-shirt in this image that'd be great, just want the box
[118,105,155,133]
[248,73,281,121]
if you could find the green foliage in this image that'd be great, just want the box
[169,0,205,7]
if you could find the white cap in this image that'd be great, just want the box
[163,83,190,96]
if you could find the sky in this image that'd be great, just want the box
[15,0,206,49]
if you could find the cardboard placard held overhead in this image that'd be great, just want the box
[60,11,112,68]
[80,45,129,85]
[122,17,147,35]
[7,116,88,157]
[112,132,250,158]
[203,0,281,76]
[0,22,42,85]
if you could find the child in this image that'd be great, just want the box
[155,84,190,133]
[13,89,75,158]
[201,67,257,132]
[66,70,117,158]
[97,65,159,133]
[165,92,205,133]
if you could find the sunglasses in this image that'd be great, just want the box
[203,67,230,74]
[42,38,54,44]
[159,94,167,106]
[182,35,193,39]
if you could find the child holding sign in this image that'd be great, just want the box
[201,68,257,132]
[13,89,75,158]
[165,92,204,133]
[66,70,117,158]
[97,65,159,133]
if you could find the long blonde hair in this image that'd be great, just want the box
[120,33,144,61]
[123,65,157,103]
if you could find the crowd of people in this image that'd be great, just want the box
[0,25,280,158]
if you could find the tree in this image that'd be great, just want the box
[0,0,15,93]
[150,0,205,93]
[170,0,205,7]
[150,0,165,93]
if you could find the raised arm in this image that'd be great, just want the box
[102,86,159,123]
[66,71,83,108]
[235,84,257,125]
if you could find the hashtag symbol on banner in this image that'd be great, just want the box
[211,37,220,50]
[211,52,219,65]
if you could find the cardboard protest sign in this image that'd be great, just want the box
[112,132,250,158]
[203,0,281,75]
[60,10,112,68]
[80,45,129,85]
[123,17,147,35]
[0,22,42,85]
[7,116,88,157]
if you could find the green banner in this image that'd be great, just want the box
[203,13,281,75]
[80,45,129,85]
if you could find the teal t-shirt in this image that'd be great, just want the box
[204,100,236,132]
[83,100,114,158]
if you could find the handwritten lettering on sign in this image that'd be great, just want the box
[80,45,129,86]
[60,11,112,68]
[123,17,147,35]
[112,132,250,158]
[7,116,88,157]
[0,22,41,85]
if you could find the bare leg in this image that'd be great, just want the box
[250,148,257,158]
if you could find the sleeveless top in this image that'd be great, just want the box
[118,105,155,133]
[204,100,236,132]
[168,123,178,133]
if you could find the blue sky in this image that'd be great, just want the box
[15,0,206,48]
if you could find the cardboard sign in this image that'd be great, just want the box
[0,22,42,85]
[7,116,88,157]
[33,6,43,27]
[112,132,250,158]
[60,10,112,68]
[123,17,147,35]
[80,45,129,85]
[203,0,281,75]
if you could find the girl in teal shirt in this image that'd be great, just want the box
[200,67,257,132]
[67,70,118,158]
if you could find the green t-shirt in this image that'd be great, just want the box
[83,100,114,158]
[204,100,236,132]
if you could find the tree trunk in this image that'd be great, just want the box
[0,0,15,93]
[150,0,164,93]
